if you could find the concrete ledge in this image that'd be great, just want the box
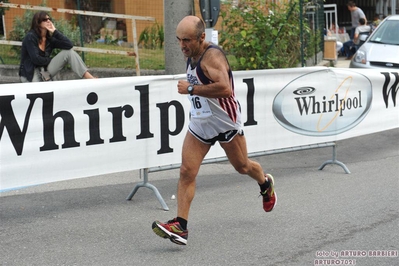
[318,60,336,67]
[0,64,166,84]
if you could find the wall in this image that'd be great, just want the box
[121,0,164,43]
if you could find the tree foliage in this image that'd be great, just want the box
[220,0,321,70]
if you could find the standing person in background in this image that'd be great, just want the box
[151,15,277,246]
[19,11,95,83]
[347,1,367,40]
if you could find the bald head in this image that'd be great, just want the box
[176,16,205,40]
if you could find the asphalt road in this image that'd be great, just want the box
[1,129,398,266]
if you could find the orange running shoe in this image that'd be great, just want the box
[261,174,277,212]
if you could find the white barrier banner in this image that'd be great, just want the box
[0,67,398,191]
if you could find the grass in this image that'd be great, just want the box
[0,42,239,70]
[82,43,165,70]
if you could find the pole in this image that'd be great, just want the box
[76,0,85,61]
[300,0,304,67]
[202,0,211,28]
[164,0,193,74]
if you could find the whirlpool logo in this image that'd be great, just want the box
[272,70,372,136]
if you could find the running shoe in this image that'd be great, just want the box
[261,174,277,212]
[152,218,188,245]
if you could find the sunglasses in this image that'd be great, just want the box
[41,17,52,22]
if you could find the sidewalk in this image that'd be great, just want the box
[335,55,351,68]
[319,55,351,68]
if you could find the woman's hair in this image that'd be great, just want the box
[30,11,52,42]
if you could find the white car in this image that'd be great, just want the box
[350,15,399,69]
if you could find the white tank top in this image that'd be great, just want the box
[186,44,242,140]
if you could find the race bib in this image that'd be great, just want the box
[189,95,213,118]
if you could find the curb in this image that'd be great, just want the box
[0,64,166,84]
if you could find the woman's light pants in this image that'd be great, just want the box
[21,49,88,82]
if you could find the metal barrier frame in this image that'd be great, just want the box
[127,141,350,211]
[0,2,155,76]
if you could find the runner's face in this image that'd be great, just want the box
[176,27,201,58]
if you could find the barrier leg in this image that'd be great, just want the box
[126,168,169,211]
[319,143,351,174]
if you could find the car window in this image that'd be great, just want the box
[369,20,399,45]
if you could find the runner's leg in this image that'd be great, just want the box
[220,134,265,184]
[177,132,211,220]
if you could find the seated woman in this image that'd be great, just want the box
[19,11,95,82]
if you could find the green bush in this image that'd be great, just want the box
[220,0,318,70]
[0,0,10,16]
[139,22,164,49]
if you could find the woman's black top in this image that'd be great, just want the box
[19,29,73,82]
